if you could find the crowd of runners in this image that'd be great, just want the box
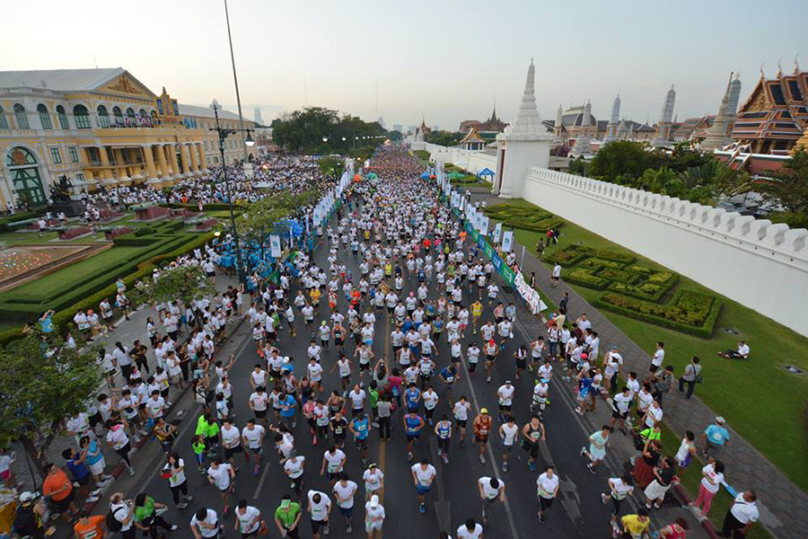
[4,144,759,539]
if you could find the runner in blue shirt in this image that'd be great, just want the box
[404,412,425,461]
[405,384,421,412]
[349,412,371,465]
[434,414,453,464]
[279,392,298,430]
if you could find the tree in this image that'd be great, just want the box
[755,147,808,215]
[142,265,217,306]
[425,130,463,147]
[589,141,657,183]
[271,107,386,154]
[0,330,102,471]
[318,156,345,184]
[387,130,403,141]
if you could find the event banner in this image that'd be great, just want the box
[479,216,490,235]
[270,235,282,258]
[501,230,514,252]
[492,222,502,245]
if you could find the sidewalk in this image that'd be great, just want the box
[7,275,242,497]
[471,191,806,539]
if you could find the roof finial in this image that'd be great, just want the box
[777,58,783,76]
[759,63,765,78]
[795,53,801,73]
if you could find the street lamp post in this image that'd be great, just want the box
[211,99,254,283]
[222,0,252,177]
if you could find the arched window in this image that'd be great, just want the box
[14,104,29,129]
[97,105,110,128]
[56,105,69,129]
[138,109,147,126]
[125,108,136,123]
[6,147,46,205]
[0,106,8,129]
[73,105,91,129]
[37,104,52,130]
[112,106,123,124]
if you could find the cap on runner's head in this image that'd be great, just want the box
[481,408,489,414]
[370,494,380,508]
[715,416,726,424]
[581,353,588,359]
[367,462,377,469]
[505,380,512,384]
[489,339,495,345]
[19,491,39,502]
[280,499,291,509]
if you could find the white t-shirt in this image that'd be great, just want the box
[453,401,471,421]
[730,494,759,524]
[221,425,241,448]
[478,477,503,499]
[110,502,134,532]
[652,349,665,367]
[411,463,437,486]
[207,464,232,490]
[498,385,515,406]
[365,502,386,525]
[190,509,220,538]
[363,469,384,491]
[323,449,346,473]
[242,425,265,449]
[236,506,261,534]
[537,472,559,499]
[250,392,268,412]
[349,389,366,409]
[701,463,725,494]
[307,491,331,521]
[284,457,305,479]
[457,523,484,539]
[333,480,358,508]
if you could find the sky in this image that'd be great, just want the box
[2,0,805,131]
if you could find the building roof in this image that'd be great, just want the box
[561,105,598,127]
[460,127,486,144]
[177,103,250,123]
[0,67,155,96]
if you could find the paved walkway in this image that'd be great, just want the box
[471,192,807,539]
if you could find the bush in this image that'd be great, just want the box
[135,227,155,236]
[580,258,625,270]
[565,268,609,290]
[546,249,587,267]
[595,289,722,338]
[113,235,161,247]
[608,281,666,301]
[597,268,639,284]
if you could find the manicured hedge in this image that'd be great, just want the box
[565,268,609,290]
[546,249,588,267]
[580,257,626,270]
[163,203,242,212]
[594,289,722,338]
[487,204,565,234]
[608,281,667,301]
[0,231,215,346]
[597,268,640,284]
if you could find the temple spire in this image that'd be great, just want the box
[605,94,621,142]
[554,103,563,142]
[571,100,594,157]
[654,84,677,145]
[506,58,546,138]
[702,72,737,152]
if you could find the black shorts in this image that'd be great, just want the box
[455,419,467,429]
[475,435,488,444]
[311,520,328,534]
[53,489,76,513]
[539,496,554,511]
[254,409,267,419]
[611,409,628,420]
[649,365,660,373]
[335,338,344,346]
[224,445,243,459]
[523,440,539,459]
[406,433,421,442]
[499,404,512,412]
[355,438,368,449]
[516,358,526,370]
[359,362,371,371]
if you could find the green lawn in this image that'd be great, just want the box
[3,246,144,297]
[487,198,808,491]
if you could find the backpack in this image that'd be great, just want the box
[106,504,125,532]
[13,503,41,536]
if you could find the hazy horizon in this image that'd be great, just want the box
[2,0,804,131]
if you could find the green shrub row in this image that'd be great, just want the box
[594,289,722,338]
[565,268,609,290]
[580,257,626,270]
[607,281,667,301]
[547,249,588,267]
[597,268,640,284]
[0,232,215,346]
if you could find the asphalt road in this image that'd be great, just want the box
[126,207,622,539]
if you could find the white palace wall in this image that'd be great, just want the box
[522,167,808,338]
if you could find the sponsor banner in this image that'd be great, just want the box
[501,230,514,252]
[492,222,502,244]
[269,235,282,258]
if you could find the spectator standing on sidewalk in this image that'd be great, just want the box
[679,357,701,399]
[701,417,730,459]
[719,490,759,538]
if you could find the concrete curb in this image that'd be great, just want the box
[79,313,248,515]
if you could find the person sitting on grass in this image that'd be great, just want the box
[717,341,750,360]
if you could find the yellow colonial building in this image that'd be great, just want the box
[0,68,254,208]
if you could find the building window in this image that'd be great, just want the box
[14,104,29,129]
[113,106,123,125]
[37,104,52,130]
[69,147,79,163]
[50,147,62,164]
[0,106,8,129]
[75,173,86,182]
[56,105,69,129]
[73,105,91,129]
[97,105,110,128]
[125,108,136,125]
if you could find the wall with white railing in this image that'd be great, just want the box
[411,141,497,180]
[522,167,808,337]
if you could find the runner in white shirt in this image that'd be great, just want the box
[241,420,265,476]
[332,475,359,534]
[307,490,332,538]
[362,464,385,500]
[234,501,262,537]
[457,518,484,539]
